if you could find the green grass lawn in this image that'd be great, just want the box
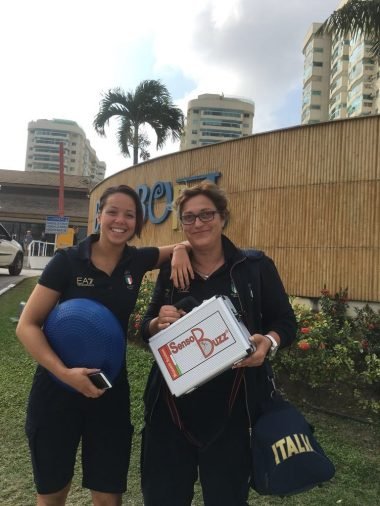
[1,278,379,505]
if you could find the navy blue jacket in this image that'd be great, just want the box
[142,235,297,426]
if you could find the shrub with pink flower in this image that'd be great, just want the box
[275,288,380,415]
[127,277,155,344]
[298,340,311,351]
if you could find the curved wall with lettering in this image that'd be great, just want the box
[89,115,380,302]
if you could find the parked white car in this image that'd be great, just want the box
[0,223,24,275]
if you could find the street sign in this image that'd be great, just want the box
[45,216,70,234]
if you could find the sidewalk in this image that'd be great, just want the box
[0,267,42,297]
[21,267,43,278]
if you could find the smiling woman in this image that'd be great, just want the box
[139,181,297,506]
[15,184,193,506]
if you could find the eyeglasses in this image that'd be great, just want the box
[180,210,219,225]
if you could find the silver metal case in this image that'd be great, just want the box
[149,295,253,396]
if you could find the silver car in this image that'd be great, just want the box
[0,224,24,275]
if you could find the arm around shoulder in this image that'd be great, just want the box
[154,241,193,289]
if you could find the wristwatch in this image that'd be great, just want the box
[264,334,279,358]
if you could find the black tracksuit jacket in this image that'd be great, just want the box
[141,235,297,431]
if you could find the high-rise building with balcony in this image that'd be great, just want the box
[25,119,106,183]
[180,94,254,150]
[302,0,379,125]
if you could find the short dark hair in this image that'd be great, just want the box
[98,185,144,238]
[175,181,230,228]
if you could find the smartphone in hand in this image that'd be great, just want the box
[88,371,112,389]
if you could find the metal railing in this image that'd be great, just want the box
[29,240,55,257]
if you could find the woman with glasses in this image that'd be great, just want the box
[140,181,297,506]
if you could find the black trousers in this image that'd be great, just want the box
[141,398,251,506]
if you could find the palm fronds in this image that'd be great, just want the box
[317,0,380,59]
[94,80,184,164]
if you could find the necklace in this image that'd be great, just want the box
[195,270,211,280]
[193,258,224,280]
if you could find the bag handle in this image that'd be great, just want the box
[164,368,245,449]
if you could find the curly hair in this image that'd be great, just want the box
[175,181,230,227]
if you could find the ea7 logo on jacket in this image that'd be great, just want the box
[271,434,315,465]
[76,277,95,287]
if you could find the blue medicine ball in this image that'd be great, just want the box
[44,298,125,387]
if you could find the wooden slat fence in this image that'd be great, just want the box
[89,115,380,302]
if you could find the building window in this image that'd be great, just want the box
[191,140,197,145]
[202,109,242,118]
[34,146,59,154]
[303,93,311,106]
[313,61,323,67]
[202,120,241,128]
[192,130,198,134]
[304,66,312,81]
[201,130,240,138]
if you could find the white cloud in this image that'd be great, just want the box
[152,0,338,133]
[0,0,339,177]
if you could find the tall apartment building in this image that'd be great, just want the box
[302,0,380,125]
[25,119,106,183]
[180,94,254,150]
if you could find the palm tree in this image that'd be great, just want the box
[317,0,380,59]
[94,80,184,165]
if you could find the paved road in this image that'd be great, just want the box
[0,268,42,296]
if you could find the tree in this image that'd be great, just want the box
[94,80,184,165]
[317,0,380,59]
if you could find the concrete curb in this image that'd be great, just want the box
[0,283,16,296]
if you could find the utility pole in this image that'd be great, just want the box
[58,142,65,217]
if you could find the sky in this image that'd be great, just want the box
[0,0,340,179]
